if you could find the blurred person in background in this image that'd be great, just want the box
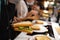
[37,0,45,10]
[7,0,20,40]
[7,0,19,20]
[1,0,9,40]
[24,0,36,12]
[13,0,41,22]
[56,2,60,24]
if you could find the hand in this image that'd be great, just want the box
[13,16,22,23]
[32,5,40,11]
[30,10,38,15]
[13,16,18,23]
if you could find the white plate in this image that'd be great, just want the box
[32,20,48,25]
[29,35,55,40]
[33,24,48,32]
[43,21,48,25]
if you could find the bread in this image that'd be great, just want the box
[35,35,51,40]
[36,20,44,24]
[42,14,49,17]
[55,27,60,34]
[12,21,33,27]
[12,21,33,34]
[30,24,40,30]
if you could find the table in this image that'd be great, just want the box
[14,22,60,40]
[51,22,60,40]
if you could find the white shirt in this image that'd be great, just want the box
[16,0,28,18]
[8,0,19,4]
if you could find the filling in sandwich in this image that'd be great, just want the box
[18,26,33,31]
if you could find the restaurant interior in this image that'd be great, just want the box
[0,0,60,40]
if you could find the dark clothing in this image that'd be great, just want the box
[56,12,60,23]
[7,2,19,40]
[0,0,18,40]
[24,1,32,12]
[0,0,9,40]
[7,2,17,20]
[38,2,44,10]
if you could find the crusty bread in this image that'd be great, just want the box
[36,20,44,24]
[30,24,40,30]
[14,28,33,34]
[12,21,33,27]
[42,14,49,17]
[35,35,51,40]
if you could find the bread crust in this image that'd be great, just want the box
[35,35,51,40]
[36,20,44,24]
[12,21,33,27]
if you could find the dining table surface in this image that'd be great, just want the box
[14,21,60,40]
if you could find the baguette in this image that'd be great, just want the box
[35,35,51,40]
[42,14,49,17]
[12,21,33,27]
[36,20,44,24]
[30,24,40,30]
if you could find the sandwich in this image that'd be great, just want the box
[35,35,51,40]
[12,21,33,27]
[14,26,33,34]
[42,14,49,17]
[12,21,33,34]
[36,20,44,24]
[30,24,40,30]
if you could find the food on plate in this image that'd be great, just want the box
[14,27,33,34]
[55,27,60,34]
[12,21,33,27]
[42,14,49,17]
[36,20,44,24]
[30,24,40,30]
[35,35,51,40]
[12,21,33,34]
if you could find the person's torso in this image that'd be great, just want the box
[8,0,19,4]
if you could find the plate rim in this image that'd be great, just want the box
[33,25,48,32]
[29,35,55,40]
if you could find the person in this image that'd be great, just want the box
[24,0,36,12]
[1,0,9,40]
[0,0,1,20]
[37,0,45,10]
[13,0,39,23]
[16,0,28,19]
[7,0,20,39]
[56,2,60,24]
[31,1,40,11]
[7,0,18,20]
[56,9,60,23]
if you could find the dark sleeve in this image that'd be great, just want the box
[7,3,16,20]
[0,0,9,40]
[37,1,44,10]
[0,0,1,20]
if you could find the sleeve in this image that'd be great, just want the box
[16,0,28,18]
[21,1,28,17]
